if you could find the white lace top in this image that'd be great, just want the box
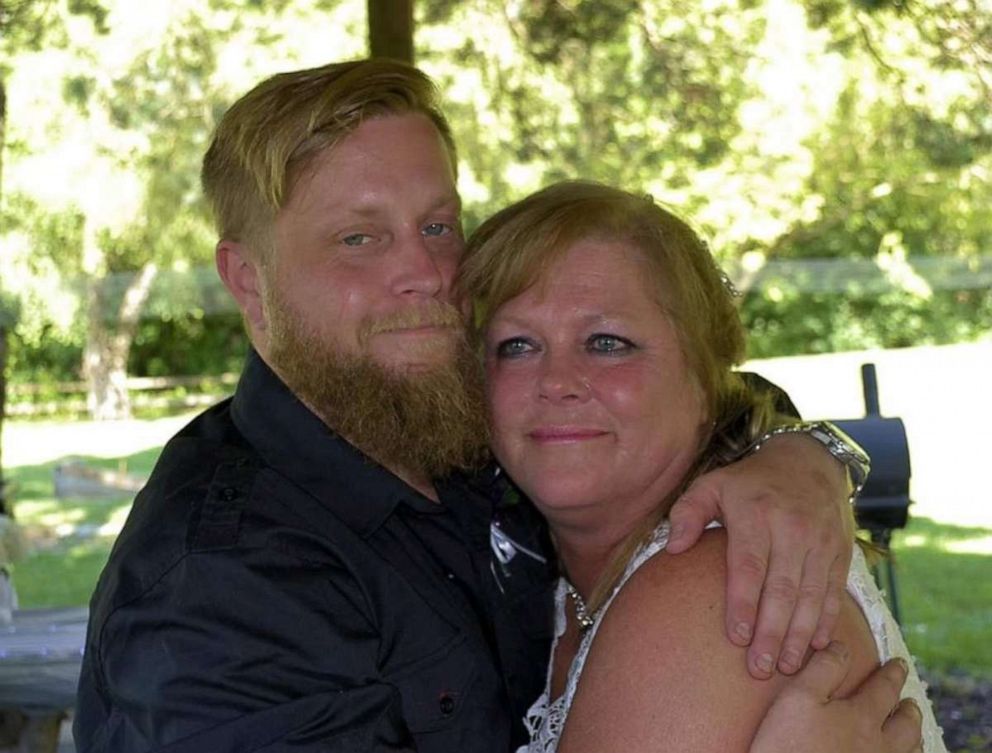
[518,522,947,753]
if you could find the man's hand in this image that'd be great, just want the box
[667,432,855,678]
[750,642,923,753]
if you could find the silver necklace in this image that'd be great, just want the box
[565,582,596,632]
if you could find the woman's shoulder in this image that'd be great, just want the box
[607,527,878,695]
[556,529,879,752]
[611,526,729,623]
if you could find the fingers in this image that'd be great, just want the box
[854,657,910,717]
[789,640,851,702]
[882,698,924,753]
[723,512,770,653]
[666,480,719,554]
[776,550,830,674]
[812,551,849,649]
[747,517,809,678]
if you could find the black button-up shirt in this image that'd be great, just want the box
[74,351,556,753]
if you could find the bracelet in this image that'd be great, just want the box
[748,421,871,504]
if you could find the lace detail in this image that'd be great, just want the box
[847,546,947,753]
[520,523,673,753]
[517,524,948,753]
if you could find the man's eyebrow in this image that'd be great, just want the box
[426,192,462,213]
[328,193,461,220]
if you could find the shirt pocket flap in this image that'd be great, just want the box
[388,634,479,734]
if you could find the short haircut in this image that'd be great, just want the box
[201,59,457,257]
[458,180,745,419]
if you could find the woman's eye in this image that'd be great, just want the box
[495,337,536,359]
[341,233,373,247]
[587,333,634,354]
[422,222,452,237]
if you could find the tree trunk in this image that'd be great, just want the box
[0,322,7,516]
[83,264,158,421]
[0,78,8,514]
[1,78,6,193]
[367,0,414,62]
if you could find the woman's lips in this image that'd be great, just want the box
[527,427,608,442]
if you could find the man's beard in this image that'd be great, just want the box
[266,295,491,480]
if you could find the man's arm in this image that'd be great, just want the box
[75,550,416,753]
[667,375,862,678]
[750,642,923,753]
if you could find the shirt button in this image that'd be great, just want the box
[439,693,456,715]
[220,487,239,501]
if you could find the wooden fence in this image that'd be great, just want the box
[6,373,239,418]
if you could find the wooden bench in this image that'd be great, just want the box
[0,607,86,753]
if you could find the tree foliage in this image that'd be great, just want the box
[418,0,991,356]
[0,0,989,398]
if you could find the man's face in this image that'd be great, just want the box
[264,113,466,374]
[248,113,489,479]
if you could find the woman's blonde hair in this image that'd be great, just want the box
[201,59,457,258]
[459,181,781,612]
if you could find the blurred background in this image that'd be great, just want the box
[0,0,989,750]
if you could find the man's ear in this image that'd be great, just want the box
[216,240,267,333]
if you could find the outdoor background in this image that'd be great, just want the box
[0,1,989,751]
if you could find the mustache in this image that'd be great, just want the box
[359,301,466,340]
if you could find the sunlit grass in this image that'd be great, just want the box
[894,517,992,676]
[903,530,992,556]
[15,498,133,537]
[11,537,115,609]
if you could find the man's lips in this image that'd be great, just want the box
[527,427,609,442]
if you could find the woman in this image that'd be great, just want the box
[459,181,944,752]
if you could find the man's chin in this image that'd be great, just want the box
[270,329,489,477]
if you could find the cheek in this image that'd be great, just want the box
[436,248,462,285]
[485,364,531,438]
[594,362,701,440]
[591,363,652,414]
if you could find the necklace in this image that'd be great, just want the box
[565,582,596,632]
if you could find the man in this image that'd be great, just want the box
[74,60,921,752]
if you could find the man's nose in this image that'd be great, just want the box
[390,232,446,298]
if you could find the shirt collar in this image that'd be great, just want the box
[231,349,424,537]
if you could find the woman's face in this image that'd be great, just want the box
[485,239,707,528]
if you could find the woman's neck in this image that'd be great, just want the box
[552,516,639,598]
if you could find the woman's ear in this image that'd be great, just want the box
[216,240,267,335]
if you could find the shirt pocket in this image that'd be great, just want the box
[387,633,479,734]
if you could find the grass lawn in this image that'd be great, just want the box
[895,517,992,675]
[2,342,991,679]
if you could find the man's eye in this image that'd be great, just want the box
[422,223,452,237]
[587,334,634,354]
[495,337,536,358]
[342,234,373,247]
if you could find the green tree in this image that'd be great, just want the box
[68,14,225,418]
[0,0,108,492]
[740,0,992,354]
[418,0,990,354]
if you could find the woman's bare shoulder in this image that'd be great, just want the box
[557,529,879,753]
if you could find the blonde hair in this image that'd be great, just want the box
[201,59,457,257]
[459,181,781,612]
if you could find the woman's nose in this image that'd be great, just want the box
[537,353,591,402]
